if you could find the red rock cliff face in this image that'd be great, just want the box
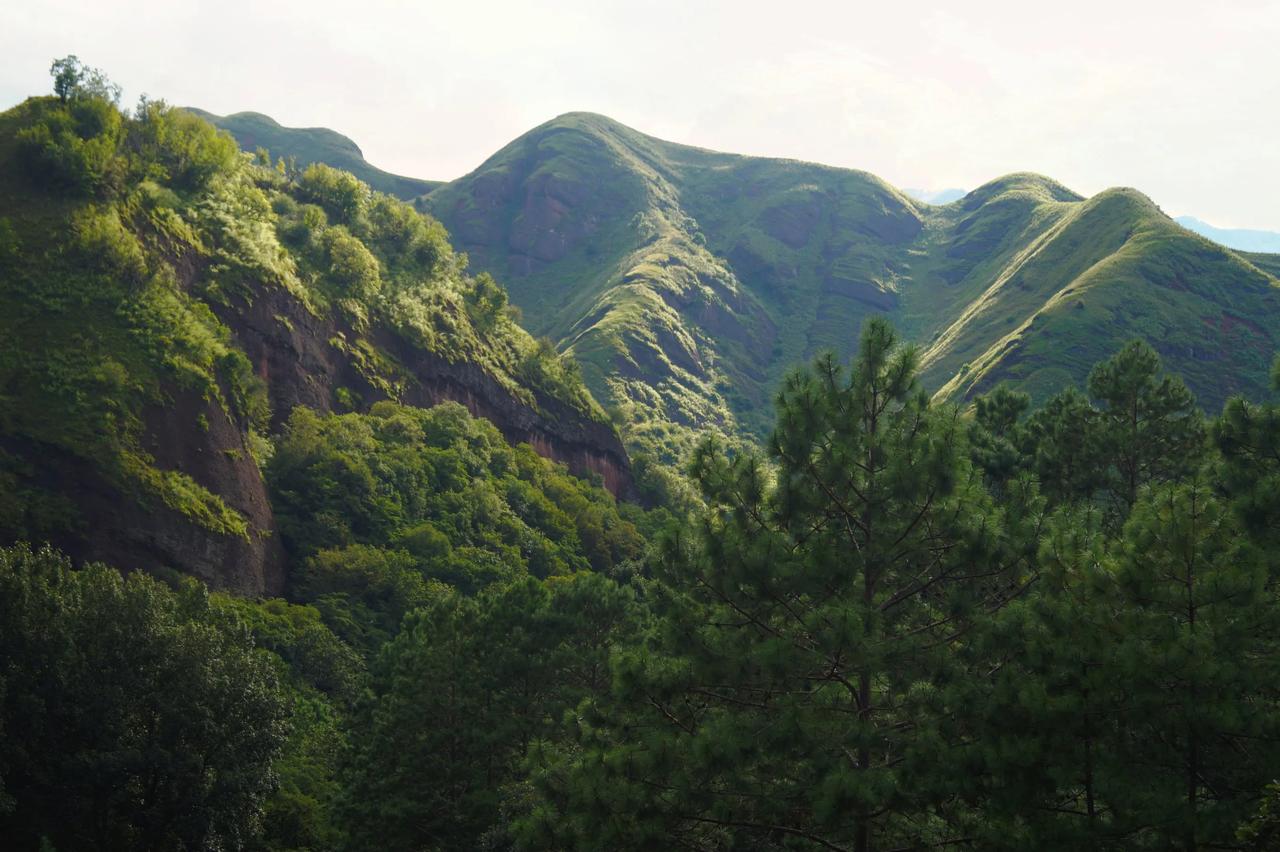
[6,384,285,597]
[30,268,633,598]
[216,284,634,504]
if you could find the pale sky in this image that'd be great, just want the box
[3,0,1278,230]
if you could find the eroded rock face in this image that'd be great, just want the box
[217,284,634,503]
[140,388,285,593]
[25,262,632,597]
[6,387,284,596]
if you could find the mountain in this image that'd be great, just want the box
[187,108,441,200]
[418,112,1280,468]
[1175,215,1280,253]
[170,109,1280,471]
[0,96,629,594]
[904,187,967,205]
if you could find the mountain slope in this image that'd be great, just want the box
[423,113,939,461]
[422,113,1280,468]
[0,96,629,594]
[188,108,440,200]
[206,109,1280,467]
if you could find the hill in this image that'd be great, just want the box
[1175,215,1280,253]
[420,113,1280,468]
[0,96,629,594]
[187,108,441,199]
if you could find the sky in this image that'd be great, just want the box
[3,0,1278,230]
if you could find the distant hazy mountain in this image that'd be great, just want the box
[187,108,440,200]
[1175,216,1280,254]
[903,187,967,205]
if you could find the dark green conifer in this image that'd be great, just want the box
[1087,340,1205,509]
[524,319,1014,851]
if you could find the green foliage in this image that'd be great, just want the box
[976,341,1206,520]
[968,382,1032,490]
[212,595,359,851]
[342,573,645,850]
[190,108,439,200]
[967,505,1122,849]
[214,594,363,701]
[1110,481,1278,846]
[0,544,289,850]
[0,83,611,554]
[294,544,438,654]
[1213,358,1280,543]
[974,483,1280,849]
[522,319,1018,849]
[1087,339,1205,508]
[465,271,508,330]
[130,97,240,191]
[270,402,640,561]
[49,55,121,105]
[17,96,125,196]
[300,162,368,224]
[1026,386,1106,505]
[267,402,644,653]
[320,224,382,303]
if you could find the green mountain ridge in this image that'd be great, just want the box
[163,108,1280,473]
[188,108,441,200]
[415,112,1280,467]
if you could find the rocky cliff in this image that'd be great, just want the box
[0,96,632,598]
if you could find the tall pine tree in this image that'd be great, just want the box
[1087,341,1204,511]
[1107,481,1280,847]
[524,319,1020,851]
[1213,356,1280,545]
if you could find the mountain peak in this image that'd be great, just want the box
[188,108,439,200]
[964,172,1083,206]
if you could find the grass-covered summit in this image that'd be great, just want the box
[188,108,440,199]
[415,112,1280,469]
[202,109,1280,476]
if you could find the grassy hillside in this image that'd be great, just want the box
[203,108,1280,471]
[423,113,1280,470]
[188,108,440,200]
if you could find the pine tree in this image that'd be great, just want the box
[1025,386,1104,507]
[1213,356,1280,545]
[525,319,1017,850]
[969,505,1129,848]
[1087,341,1205,511]
[1106,480,1280,848]
[969,383,1032,493]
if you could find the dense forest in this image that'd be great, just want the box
[4,59,1280,851]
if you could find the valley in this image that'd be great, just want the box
[5,56,1280,852]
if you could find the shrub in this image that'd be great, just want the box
[300,162,367,224]
[17,97,124,197]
